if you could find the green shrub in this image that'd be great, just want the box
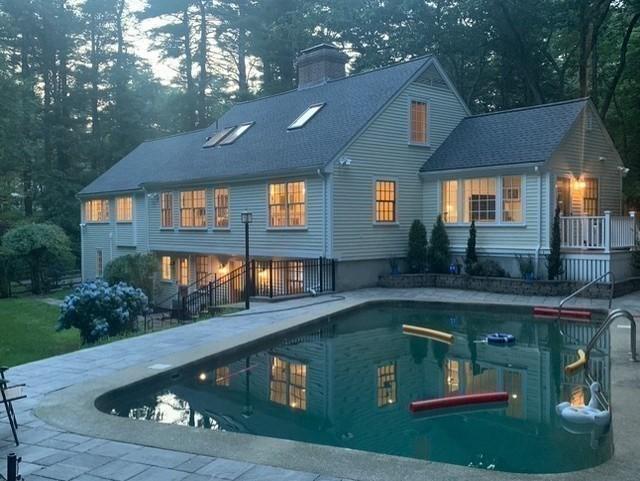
[57,280,149,344]
[2,223,74,294]
[407,219,428,273]
[464,220,478,274]
[426,215,451,273]
[467,259,507,277]
[516,254,535,279]
[104,253,157,299]
[547,206,563,280]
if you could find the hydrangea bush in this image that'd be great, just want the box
[57,280,149,344]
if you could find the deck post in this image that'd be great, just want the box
[319,256,324,292]
[631,211,637,248]
[604,211,611,253]
[269,259,273,298]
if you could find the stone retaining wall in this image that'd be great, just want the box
[378,273,640,299]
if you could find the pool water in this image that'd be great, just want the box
[98,302,613,473]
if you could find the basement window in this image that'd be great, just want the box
[219,122,254,145]
[288,103,325,130]
[203,126,234,148]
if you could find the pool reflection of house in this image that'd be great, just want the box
[152,307,609,463]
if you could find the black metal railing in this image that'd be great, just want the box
[252,257,335,298]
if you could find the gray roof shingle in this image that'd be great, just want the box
[420,98,589,173]
[80,56,431,195]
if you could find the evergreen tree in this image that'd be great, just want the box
[407,219,427,273]
[426,215,451,274]
[547,206,564,280]
[464,220,477,273]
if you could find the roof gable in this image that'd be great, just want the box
[420,98,589,173]
[80,56,432,195]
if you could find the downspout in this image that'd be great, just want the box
[535,167,542,277]
[317,168,328,258]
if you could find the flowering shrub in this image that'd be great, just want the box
[57,280,149,344]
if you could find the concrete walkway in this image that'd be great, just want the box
[2,287,639,481]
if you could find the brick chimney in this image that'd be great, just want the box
[295,44,348,89]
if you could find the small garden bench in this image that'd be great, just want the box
[0,367,26,446]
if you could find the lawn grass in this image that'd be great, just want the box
[0,296,81,367]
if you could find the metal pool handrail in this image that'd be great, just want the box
[585,308,637,362]
[559,271,615,312]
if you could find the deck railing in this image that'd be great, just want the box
[560,211,636,251]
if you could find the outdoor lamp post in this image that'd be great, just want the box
[241,210,253,309]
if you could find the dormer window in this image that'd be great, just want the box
[219,122,254,145]
[288,103,325,130]
[203,127,234,148]
[409,99,429,145]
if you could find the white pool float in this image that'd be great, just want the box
[556,382,611,427]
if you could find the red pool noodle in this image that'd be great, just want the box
[533,306,591,320]
[409,392,509,413]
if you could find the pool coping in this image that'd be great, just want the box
[35,293,636,481]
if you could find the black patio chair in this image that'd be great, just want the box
[0,367,26,446]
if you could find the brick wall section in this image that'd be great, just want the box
[378,273,640,298]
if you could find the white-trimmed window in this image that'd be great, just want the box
[269,356,307,410]
[85,199,109,222]
[502,176,522,223]
[409,100,428,145]
[180,190,206,228]
[269,181,306,227]
[441,180,458,223]
[375,180,396,223]
[116,196,133,222]
[214,188,229,228]
[161,192,173,228]
[178,258,189,286]
[161,256,172,281]
[464,178,496,223]
[96,249,103,277]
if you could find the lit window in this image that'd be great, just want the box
[502,176,522,223]
[219,122,253,145]
[410,100,428,144]
[96,249,103,278]
[85,199,109,222]
[161,192,173,228]
[269,356,307,410]
[583,178,599,216]
[442,180,458,223]
[556,178,571,216]
[269,181,306,227]
[196,256,211,287]
[445,359,460,395]
[375,180,396,223]
[178,258,189,286]
[215,366,230,386]
[288,103,325,130]
[377,363,397,407]
[161,256,172,281]
[180,190,206,228]
[464,178,496,222]
[214,188,229,228]
[116,196,133,222]
[203,126,234,148]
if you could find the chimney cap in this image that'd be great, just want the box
[299,43,343,55]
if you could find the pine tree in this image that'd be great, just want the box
[426,215,451,274]
[547,206,563,280]
[464,220,477,273]
[407,219,427,273]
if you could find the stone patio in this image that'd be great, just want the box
[2,287,640,481]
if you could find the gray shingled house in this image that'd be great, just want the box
[79,44,634,304]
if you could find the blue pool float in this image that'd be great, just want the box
[486,333,516,345]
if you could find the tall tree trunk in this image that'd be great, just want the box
[19,18,34,217]
[236,0,248,98]
[89,8,101,170]
[197,0,207,127]
[183,7,196,128]
[578,0,612,97]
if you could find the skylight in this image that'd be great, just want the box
[288,103,325,130]
[203,127,234,148]
[219,122,254,145]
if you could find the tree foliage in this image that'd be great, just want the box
[547,206,564,280]
[427,215,451,274]
[464,220,478,274]
[407,219,428,273]
[103,253,157,300]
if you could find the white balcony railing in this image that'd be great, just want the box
[560,211,637,251]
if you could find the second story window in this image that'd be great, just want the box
[269,181,306,227]
[85,199,109,222]
[214,188,229,228]
[410,100,428,145]
[161,192,173,228]
[180,190,206,228]
[375,180,396,223]
[116,196,132,222]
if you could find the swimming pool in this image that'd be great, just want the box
[97,301,613,474]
